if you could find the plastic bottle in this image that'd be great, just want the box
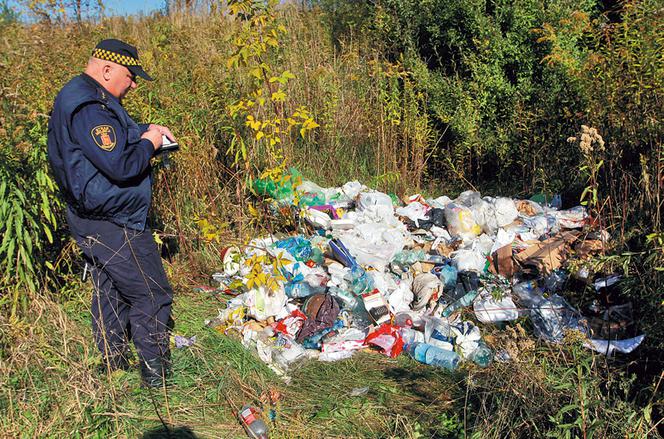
[406,342,459,370]
[393,311,414,328]
[467,340,492,367]
[436,265,458,292]
[441,290,479,317]
[393,311,424,329]
[424,317,454,350]
[425,254,445,264]
[328,286,358,309]
[238,405,269,439]
[400,327,425,346]
[349,265,374,295]
[393,250,426,266]
[512,280,544,308]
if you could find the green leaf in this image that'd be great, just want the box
[558,404,579,415]
[43,225,53,244]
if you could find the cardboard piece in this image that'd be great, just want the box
[514,231,581,274]
[575,239,604,258]
[488,244,515,278]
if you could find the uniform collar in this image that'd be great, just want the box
[80,73,120,104]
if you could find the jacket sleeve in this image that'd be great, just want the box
[71,103,154,183]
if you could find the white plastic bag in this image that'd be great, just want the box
[470,198,498,235]
[357,191,393,211]
[455,190,482,207]
[396,202,429,226]
[428,195,453,209]
[490,228,516,255]
[451,249,486,272]
[553,206,587,229]
[336,223,405,270]
[243,286,288,321]
[444,203,481,240]
[387,282,414,314]
[493,197,519,227]
[473,289,519,323]
[451,321,482,357]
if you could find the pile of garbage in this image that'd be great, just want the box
[204,169,645,378]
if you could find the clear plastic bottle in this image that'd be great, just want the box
[393,311,424,329]
[441,289,479,317]
[406,342,459,370]
[349,265,374,295]
[467,340,492,367]
[512,280,544,309]
[238,405,269,439]
[400,327,425,346]
[328,286,358,309]
[425,254,445,264]
[393,311,414,328]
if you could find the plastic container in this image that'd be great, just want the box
[349,265,374,295]
[424,317,454,351]
[436,264,458,292]
[400,327,425,346]
[512,280,544,309]
[328,286,359,309]
[393,311,423,329]
[441,290,479,317]
[406,342,459,370]
[238,405,269,439]
[468,340,492,367]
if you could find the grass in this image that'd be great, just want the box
[3,269,660,438]
[0,276,475,438]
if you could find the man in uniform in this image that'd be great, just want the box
[47,39,175,387]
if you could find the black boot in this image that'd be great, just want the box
[140,355,171,388]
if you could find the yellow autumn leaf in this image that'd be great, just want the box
[271,90,286,102]
[248,203,259,218]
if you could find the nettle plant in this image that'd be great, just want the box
[225,0,319,173]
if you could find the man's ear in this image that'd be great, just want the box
[102,64,112,82]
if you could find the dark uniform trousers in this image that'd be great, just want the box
[66,208,173,363]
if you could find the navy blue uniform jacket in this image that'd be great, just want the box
[48,74,154,231]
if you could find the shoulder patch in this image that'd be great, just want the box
[91,125,117,151]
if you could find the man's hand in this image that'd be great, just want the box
[141,128,164,151]
[148,124,176,142]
